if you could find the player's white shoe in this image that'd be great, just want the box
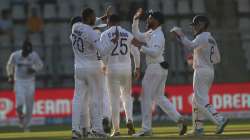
[132,130,152,137]
[72,130,82,140]
[215,117,229,134]
[186,128,204,136]
[110,131,121,137]
[177,118,188,135]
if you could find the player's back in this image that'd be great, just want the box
[70,22,100,68]
[193,32,220,69]
[101,26,133,70]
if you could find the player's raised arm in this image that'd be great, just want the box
[99,6,112,21]
[132,8,147,42]
[170,26,199,49]
[171,15,210,49]
[6,53,15,82]
[181,36,200,49]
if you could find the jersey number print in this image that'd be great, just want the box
[210,46,214,63]
[72,34,84,53]
[111,38,128,56]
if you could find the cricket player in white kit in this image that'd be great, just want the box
[100,14,140,137]
[70,8,118,139]
[77,6,113,135]
[171,15,229,135]
[132,9,187,137]
[75,18,112,136]
[93,20,112,134]
[71,13,113,136]
[6,40,43,131]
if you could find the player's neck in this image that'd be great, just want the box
[109,23,119,28]
[83,21,93,26]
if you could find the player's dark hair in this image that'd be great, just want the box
[22,39,33,57]
[148,10,164,25]
[82,8,94,22]
[22,39,32,49]
[108,14,120,24]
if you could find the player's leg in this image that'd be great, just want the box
[190,95,205,136]
[72,76,87,139]
[79,87,90,137]
[193,69,228,134]
[154,68,187,135]
[101,74,112,133]
[133,66,157,136]
[120,72,133,123]
[107,73,121,136]
[23,80,35,131]
[155,70,181,122]
[88,70,107,137]
[14,81,25,127]
[120,72,135,135]
[193,69,220,124]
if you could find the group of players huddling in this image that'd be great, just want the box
[6,5,229,140]
[68,6,229,139]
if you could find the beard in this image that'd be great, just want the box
[22,48,32,57]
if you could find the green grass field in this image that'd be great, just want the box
[0,121,250,140]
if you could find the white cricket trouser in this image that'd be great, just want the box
[14,79,35,128]
[72,66,103,132]
[78,83,90,130]
[101,73,111,120]
[107,69,133,131]
[141,64,181,131]
[79,72,110,130]
[192,68,223,129]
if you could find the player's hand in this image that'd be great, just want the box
[134,68,140,80]
[27,68,36,74]
[101,66,107,75]
[100,5,112,21]
[131,38,146,49]
[105,6,112,17]
[170,26,184,39]
[186,54,193,65]
[133,40,146,50]
[133,8,144,20]
[8,75,14,84]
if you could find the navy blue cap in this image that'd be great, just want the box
[190,15,210,26]
[147,10,164,24]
